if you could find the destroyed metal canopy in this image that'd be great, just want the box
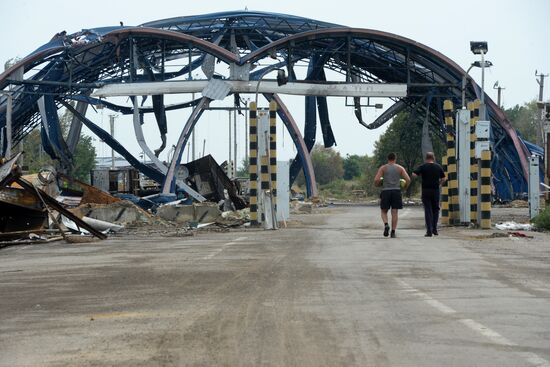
[0,10,534,200]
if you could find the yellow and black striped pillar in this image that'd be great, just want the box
[269,101,278,213]
[248,102,259,225]
[444,100,459,225]
[260,155,270,223]
[480,149,492,229]
[440,155,449,225]
[468,100,481,224]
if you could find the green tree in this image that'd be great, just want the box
[236,158,249,177]
[309,144,344,185]
[504,100,540,145]
[19,107,96,182]
[343,154,370,180]
[71,134,96,182]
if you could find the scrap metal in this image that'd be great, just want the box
[0,11,537,200]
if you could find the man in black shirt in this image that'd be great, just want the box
[413,152,447,237]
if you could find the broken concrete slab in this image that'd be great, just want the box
[195,202,222,223]
[156,205,194,224]
[70,200,154,226]
[157,202,222,225]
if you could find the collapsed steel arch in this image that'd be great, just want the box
[0,10,533,200]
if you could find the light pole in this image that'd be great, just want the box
[470,41,489,118]
[462,60,493,109]
[493,81,505,108]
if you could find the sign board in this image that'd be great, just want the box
[475,141,490,158]
[476,120,491,139]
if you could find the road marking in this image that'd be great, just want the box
[397,278,550,367]
[396,279,456,314]
[202,237,247,260]
[459,318,514,346]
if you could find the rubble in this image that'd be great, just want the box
[218,208,251,227]
[0,155,106,246]
[157,202,222,226]
[495,221,533,231]
[184,155,247,210]
[70,200,155,226]
[57,173,121,206]
[510,200,529,208]
[20,169,60,197]
[81,217,124,233]
[291,201,313,214]
[1,150,295,247]
[0,185,48,232]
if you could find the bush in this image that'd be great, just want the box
[532,205,550,230]
[318,178,368,200]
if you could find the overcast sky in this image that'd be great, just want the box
[2,0,549,166]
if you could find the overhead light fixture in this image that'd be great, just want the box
[471,60,493,68]
[276,69,288,86]
[470,41,488,55]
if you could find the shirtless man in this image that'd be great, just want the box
[374,152,411,238]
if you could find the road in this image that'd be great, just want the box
[1,205,549,366]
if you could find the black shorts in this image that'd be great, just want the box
[380,189,403,210]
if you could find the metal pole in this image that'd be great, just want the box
[538,74,545,102]
[228,110,232,175]
[109,115,115,169]
[497,87,502,108]
[462,65,474,108]
[5,93,12,158]
[536,72,547,146]
[233,108,237,177]
[480,51,485,105]
[245,100,249,161]
[537,72,549,203]
[191,92,196,160]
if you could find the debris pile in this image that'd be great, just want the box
[495,221,533,231]
[0,154,106,248]
[1,153,292,248]
[70,201,155,226]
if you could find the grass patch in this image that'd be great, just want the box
[532,205,550,230]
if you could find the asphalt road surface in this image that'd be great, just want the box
[1,205,549,366]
